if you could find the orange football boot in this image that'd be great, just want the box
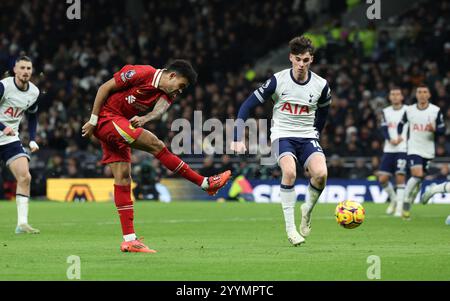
[205,170,232,196]
[120,238,157,253]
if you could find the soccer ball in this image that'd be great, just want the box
[335,200,365,229]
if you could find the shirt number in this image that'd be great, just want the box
[310,140,323,152]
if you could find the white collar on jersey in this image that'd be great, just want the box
[416,102,430,111]
[392,104,404,111]
[152,69,166,88]
[290,69,312,86]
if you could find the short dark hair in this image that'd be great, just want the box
[417,84,429,90]
[166,59,198,85]
[289,36,315,55]
[15,55,32,64]
[390,86,402,92]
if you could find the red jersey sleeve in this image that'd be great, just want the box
[161,94,173,105]
[113,65,155,89]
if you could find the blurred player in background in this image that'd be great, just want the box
[421,181,450,205]
[231,36,331,246]
[397,85,446,220]
[0,56,40,234]
[82,60,231,253]
[378,87,407,217]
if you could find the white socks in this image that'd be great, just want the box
[280,185,296,233]
[123,233,137,242]
[304,183,322,214]
[16,194,29,226]
[280,183,323,233]
[395,184,405,215]
[201,177,209,189]
[404,177,422,209]
[382,182,397,204]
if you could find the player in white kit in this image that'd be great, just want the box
[0,56,40,234]
[421,181,450,205]
[231,36,331,246]
[397,85,445,220]
[421,180,450,226]
[378,88,407,217]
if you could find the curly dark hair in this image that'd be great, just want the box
[289,36,315,55]
[166,59,198,86]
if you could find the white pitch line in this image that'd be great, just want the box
[0,214,446,228]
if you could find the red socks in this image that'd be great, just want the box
[114,147,204,237]
[155,147,204,186]
[114,184,135,236]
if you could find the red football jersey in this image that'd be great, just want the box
[100,65,172,119]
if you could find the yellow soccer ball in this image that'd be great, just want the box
[335,200,365,229]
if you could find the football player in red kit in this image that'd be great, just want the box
[82,60,231,253]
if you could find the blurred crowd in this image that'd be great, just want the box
[0,0,449,197]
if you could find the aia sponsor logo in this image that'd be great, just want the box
[280,102,310,115]
[412,123,434,132]
[4,107,24,118]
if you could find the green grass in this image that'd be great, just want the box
[0,201,449,280]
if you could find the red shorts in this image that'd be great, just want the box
[94,114,144,164]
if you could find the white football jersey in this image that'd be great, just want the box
[254,69,331,142]
[0,77,39,145]
[402,103,443,159]
[381,105,408,153]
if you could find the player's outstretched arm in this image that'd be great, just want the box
[130,97,170,128]
[82,78,118,137]
[231,76,275,153]
[230,94,262,153]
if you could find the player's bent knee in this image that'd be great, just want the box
[411,171,424,178]
[313,174,327,187]
[115,174,131,186]
[17,172,32,185]
[23,172,32,183]
[310,168,327,186]
[145,139,164,155]
[282,169,297,183]
[152,139,165,154]
[111,167,132,185]
[311,167,327,179]
[118,169,131,181]
[122,177,132,185]
[395,175,406,185]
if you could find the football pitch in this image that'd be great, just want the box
[0,201,449,281]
